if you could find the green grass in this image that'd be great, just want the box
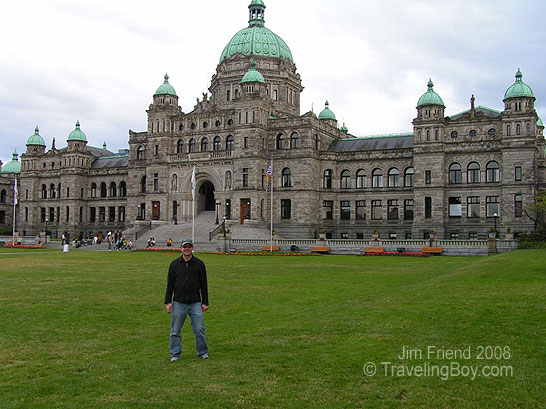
[1,250,545,408]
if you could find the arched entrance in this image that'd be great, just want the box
[198,181,215,211]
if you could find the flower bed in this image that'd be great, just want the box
[363,251,425,256]
[3,244,45,249]
[202,251,317,256]
[138,247,182,252]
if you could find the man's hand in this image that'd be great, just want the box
[201,304,208,312]
[165,303,173,314]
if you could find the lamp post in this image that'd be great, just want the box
[45,217,48,244]
[137,204,141,221]
[493,212,498,238]
[215,200,220,224]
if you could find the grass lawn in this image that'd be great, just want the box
[0,249,545,408]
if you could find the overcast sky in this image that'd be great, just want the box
[1,0,545,164]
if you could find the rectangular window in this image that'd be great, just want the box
[450,232,460,239]
[41,207,46,222]
[467,196,480,218]
[515,166,522,182]
[323,200,333,220]
[425,170,431,185]
[109,206,115,222]
[49,207,55,223]
[242,168,249,187]
[153,173,159,191]
[340,201,351,220]
[79,207,83,223]
[405,232,412,239]
[448,197,462,217]
[65,206,70,222]
[81,188,84,198]
[154,144,159,156]
[424,197,432,219]
[261,169,265,189]
[372,200,382,220]
[25,207,29,222]
[281,199,291,219]
[404,199,414,221]
[66,187,70,198]
[26,189,29,200]
[469,232,478,239]
[99,207,106,222]
[387,199,399,220]
[486,196,499,217]
[90,207,96,222]
[389,232,397,239]
[244,137,249,148]
[356,200,366,220]
[119,206,126,222]
[514,194,523,218]
[340,232,349,239]
[356,233,364,239]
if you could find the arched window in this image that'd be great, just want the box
[467,162,481,184]
[516,124,521,135]
[323,169,332,189]
[234,89,239,98]
[58,183,61,198]
[213,136,221,151]
[176,139,184,154]
[426,130,430,141]
[276,133,285,149]
[372,169,383,188]
[100,182,107,197]
[388,168,400,187]
[356,169,367,189]
[90,183,96,198]
[486,161,500,183]
[273,90,278,101]
[189,138,196,153]
[0,190,6,203]
[110,182,117,197]
[171,174,178,192]
[225,171,232,190]
[404,167,414,187]
[50,184,56,199]
[469,130,477,137]
[226,135,234,150]
[119,181,127,197]
[42,184,47,199]
[227,90,231,101]
[526,123,531,135]
[290,132,299,149]
[282,168,292,187]
[340,169,351,189]
[434,129,439,140]
[506,124,511,136]
[449,163,462,184]
[201,137,208,152]
[140,176,146,193]
[136,145,144,160]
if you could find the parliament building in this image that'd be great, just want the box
[1,0,545,241]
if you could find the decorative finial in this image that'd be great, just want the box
[325,100,329,108]
[250,59,257,70]
[103,142,107,150]
[164,73,169,82]
[515,69,522,81]
[12,150,18,160]
[75,120,80,129]
[35,126,39,134]
[52,137,56,150]
[427,78,434,89]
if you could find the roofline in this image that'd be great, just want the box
[341,132,413,141]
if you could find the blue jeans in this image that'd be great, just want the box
[169,301,208,358]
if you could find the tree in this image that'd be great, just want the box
[523,190,546,241]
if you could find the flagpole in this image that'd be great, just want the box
[191,166,196,244]
[12,176,17,245]
[270,158,273,253]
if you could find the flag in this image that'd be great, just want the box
[191,166,196,200]
[13,178,18,205]
[265,161,272,190]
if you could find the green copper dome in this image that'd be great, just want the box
[219,1,293,63]
[1,150,21,174]
[504,69,534,99]
[417,79,444,107]
[241,60,265,83]
[154,73,177,96]
[67,121,87,142]
[26,126,46,147]
[318,101,336,120]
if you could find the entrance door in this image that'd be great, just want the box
[152,201,160,221]
[240,199,251,224]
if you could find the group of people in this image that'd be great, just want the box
[107,230,133,250]
[147,237,156,247]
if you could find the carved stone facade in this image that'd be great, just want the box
[3,1,545,240]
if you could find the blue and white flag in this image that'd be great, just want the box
[191,166,196,200]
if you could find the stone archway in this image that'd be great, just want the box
[198,180,215,211]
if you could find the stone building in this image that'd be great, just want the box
[3,0,545,240]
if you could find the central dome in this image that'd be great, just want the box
[219,1,293,63]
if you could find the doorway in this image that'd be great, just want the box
[199,181,215,211]
[152,201,160,221]
[240,198,251,224]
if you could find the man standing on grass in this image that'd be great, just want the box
[164,238,209,361]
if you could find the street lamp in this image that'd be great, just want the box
[215,200,220,224]
[493,212,498,238]
[45,217,48,244]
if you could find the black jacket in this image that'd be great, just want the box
[164,255,209,305]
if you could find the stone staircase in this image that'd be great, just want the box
[129,211,281,251]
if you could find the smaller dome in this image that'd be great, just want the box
[154,73,177,96]
[250,0,265,5]
[1,150,21,174]
[504,69,534,99]
[417,79,444,107]
[26,126,46,147]
[538,117,544,128]
[67,121,87,142]
[318,101,336,120]
[241,60,265,84]
[340,122,348,132]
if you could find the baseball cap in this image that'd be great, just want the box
[181,238,193,247]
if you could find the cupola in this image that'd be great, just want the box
[67,120,87,142]
[241,60,265,84]
[154,73,177,96]
[416,79,445,120]
[318,101,336,120]
[1,150,21,174]
[504,69,534,100]
[26,126,46,154]
[417,79,444,107]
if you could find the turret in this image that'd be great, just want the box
[25,126,46,154]
[67,120,88,151]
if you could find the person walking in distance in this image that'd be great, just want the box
[164,239,209,361]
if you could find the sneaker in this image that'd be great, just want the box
[198,353,209,359]
[170,356,180,362]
